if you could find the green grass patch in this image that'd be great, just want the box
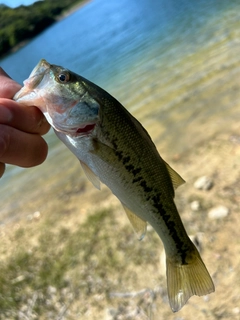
[0,208,161,319]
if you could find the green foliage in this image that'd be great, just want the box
[0,0,84,58]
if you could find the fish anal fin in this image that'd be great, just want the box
[164,161,185,190]
[80,160,101,190]
[121,203,147,241]
[166,249,215,312]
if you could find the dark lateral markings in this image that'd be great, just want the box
[112,140,189,264]
[128,160,189,264]
[152,194,189,264]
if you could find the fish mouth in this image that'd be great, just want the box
[13,87,38,102]
[14,59,50,103]
[28,59,50,78]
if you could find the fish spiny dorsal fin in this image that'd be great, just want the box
[164,161,185,190]
[80,160,101,190]
[121,203,147,241]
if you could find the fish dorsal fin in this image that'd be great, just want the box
[121,203,147,241]
[164,161,185,190]
[80,160,101,190]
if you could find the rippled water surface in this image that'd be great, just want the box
[1,0,240,222]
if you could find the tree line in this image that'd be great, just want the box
[0,0,84,58]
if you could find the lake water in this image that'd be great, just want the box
[1,0,240,223]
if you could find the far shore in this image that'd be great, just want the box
[56,0,91,21]
[0,0,92,59]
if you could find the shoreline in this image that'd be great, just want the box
[56,0,92,21]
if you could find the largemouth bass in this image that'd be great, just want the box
[14,59,214,312]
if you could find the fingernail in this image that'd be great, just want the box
[0,105,12,122]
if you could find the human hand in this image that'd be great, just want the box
[0,67,50,178]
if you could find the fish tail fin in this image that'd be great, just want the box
[166,248,215,312]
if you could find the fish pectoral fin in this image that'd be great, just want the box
[90,139,118,164]
[164,161,185,190]
[166,249,215,312]
[121,203,147,241]
[80,160,101,190]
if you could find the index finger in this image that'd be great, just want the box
[0,98,50,136]
[0,67,21,98]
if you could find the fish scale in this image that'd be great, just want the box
[14,59,215,312]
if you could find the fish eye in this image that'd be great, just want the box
[57,72,70,83]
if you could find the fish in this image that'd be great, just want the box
[14,59,215,312]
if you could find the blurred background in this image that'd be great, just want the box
[0,0,240,319]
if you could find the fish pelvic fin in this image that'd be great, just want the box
[121,203,147,241]
[166,249,215,312]
[80,160,101,190]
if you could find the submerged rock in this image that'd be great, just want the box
[208,205,229,219]
[190,200,201,211]
[194,176,214,191]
